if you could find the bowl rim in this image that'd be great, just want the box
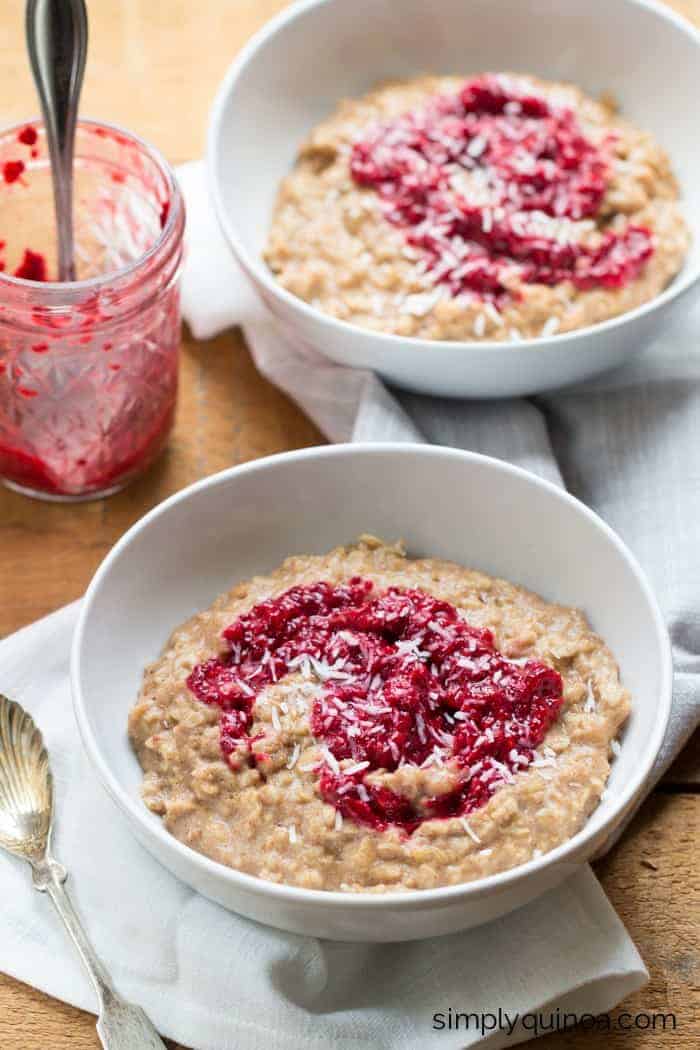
[207,0,700,355]
[71,442,673,908]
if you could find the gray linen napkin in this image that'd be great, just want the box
[242,307,700,798]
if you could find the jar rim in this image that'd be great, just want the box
[0,116,184,297]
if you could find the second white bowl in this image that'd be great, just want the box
[208,0,700,397]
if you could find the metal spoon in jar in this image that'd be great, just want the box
[25,0,88,282]
[0,694,167,1049]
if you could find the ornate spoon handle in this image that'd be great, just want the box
[25,0,88,282]
[32,855,167,1050]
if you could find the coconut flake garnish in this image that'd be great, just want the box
[531,754,557,769]
[461,818,481,844]
[484,301,504,327]
[286,743,301,769]
[322,746,340,774]
[343,760,371,776]
[401,288,444,317]
[584,680,597,713]
[541,316,560,338]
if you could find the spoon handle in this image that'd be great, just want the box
[25,0,88,282]
[32,855,167,1049]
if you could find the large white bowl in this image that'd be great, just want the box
[72,444,672,941]
[208,0,700,398]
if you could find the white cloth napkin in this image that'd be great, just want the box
[4,155,699,1050]
[0,605,646,1050]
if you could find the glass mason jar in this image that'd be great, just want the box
[0,119,185,500]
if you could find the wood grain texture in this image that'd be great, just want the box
[0,0,697,1047]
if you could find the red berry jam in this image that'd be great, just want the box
[350,74,654,303]
[13,249,47,282]
[2,160,25,185]
[18,126,38,147]
[188,579,563,834]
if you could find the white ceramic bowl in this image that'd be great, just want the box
[72,444,672,941]
[208,0,700,398]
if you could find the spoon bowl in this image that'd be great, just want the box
[0,695,52,861]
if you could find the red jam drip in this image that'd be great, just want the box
[18,126,38,147]
[13,249,48,282]
[187,579,563,833]
[3,160,25,185]
[350,74,654,302]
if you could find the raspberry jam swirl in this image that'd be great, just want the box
[350,74,654,303]
[188,579,564,834]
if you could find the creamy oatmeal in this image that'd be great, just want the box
[129,537,630,892]
[265,73,689,341]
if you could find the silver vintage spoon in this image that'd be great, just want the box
[0,694,167,1049]
[26,0,88,282]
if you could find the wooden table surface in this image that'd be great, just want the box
[0,2,697,1047]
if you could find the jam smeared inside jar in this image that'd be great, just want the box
[187,579,564,834]
[13,249,47,282]
[18,126,38,147]
[0,120,184,500]
[3,160,25,185]
[350,74,654,303]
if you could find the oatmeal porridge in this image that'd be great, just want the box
[265,73,689,341]
[129,537,630,892]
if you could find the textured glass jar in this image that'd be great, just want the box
[0,119,185,500]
